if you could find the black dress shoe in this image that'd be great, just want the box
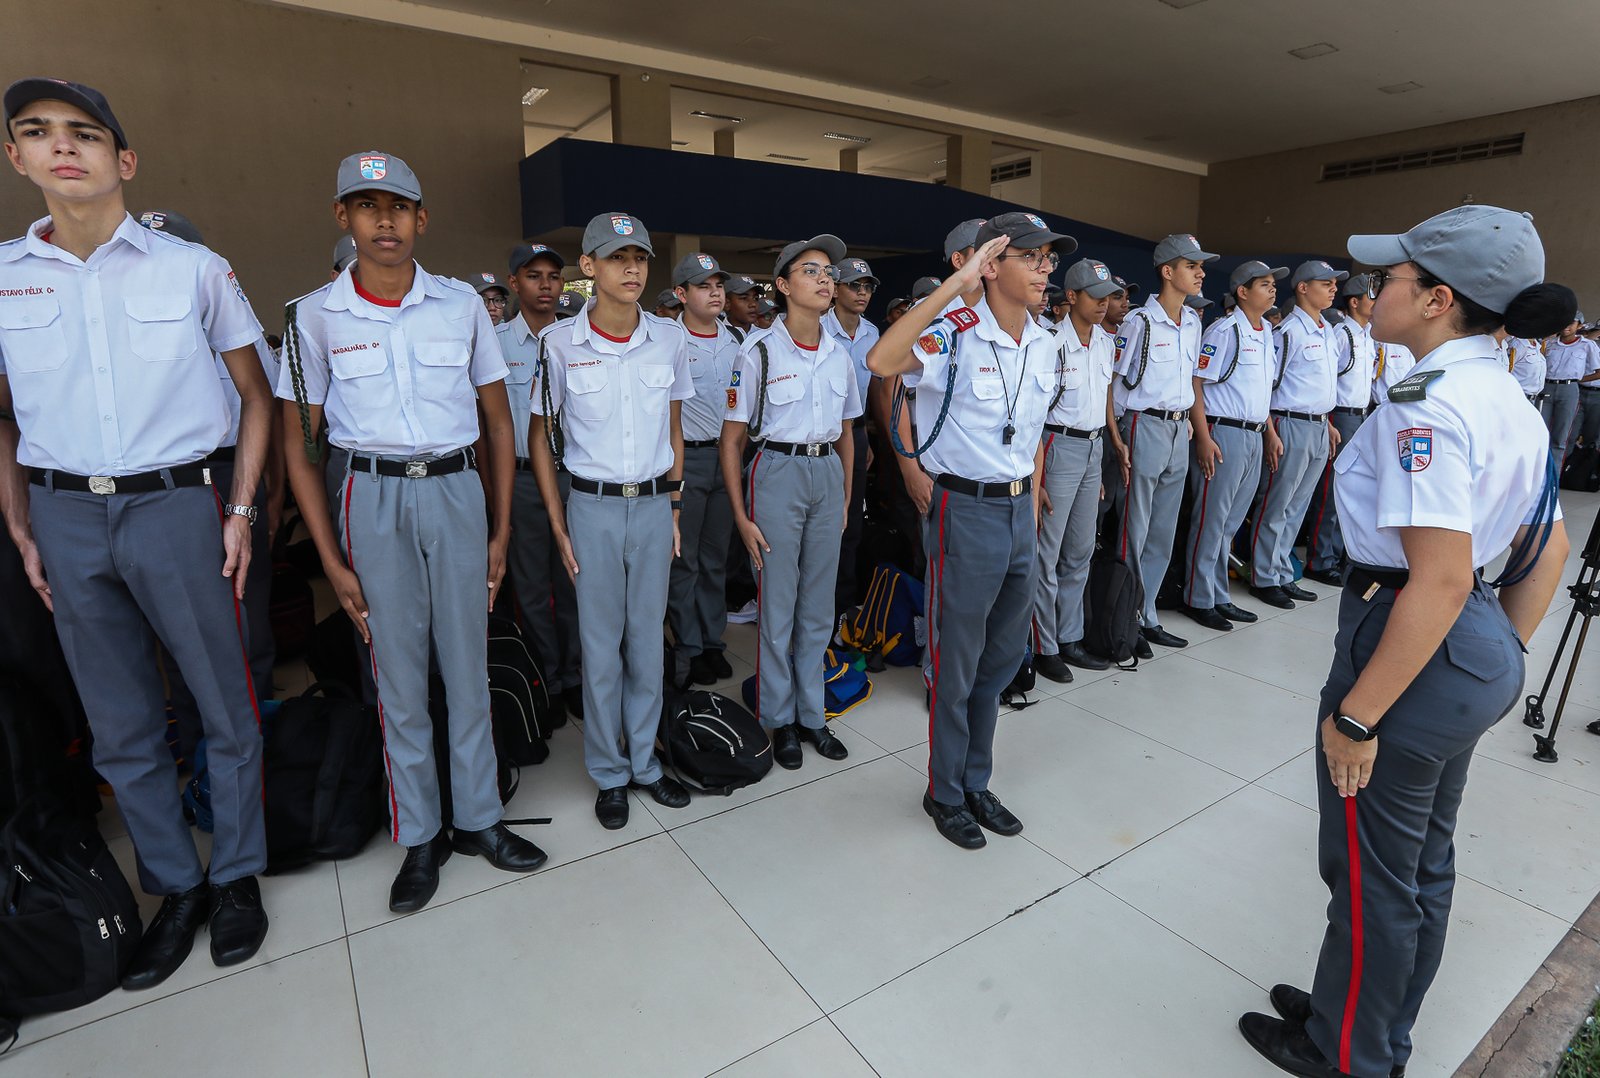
[1250,585,1296,609]
[1133,635,1154,660]
[595,787,629,830]
[705,650,733,680]
[1181,605,1232,631]
[389,831,452,914]
[563,685,585,720]
[1304,566,1344,587]
[452,822,548,872]
[121,881,210,989]
[1140,625,1188,649]
[770,724,803,770]
[1216,602,1259,624]
[1237,1012,1343,1077]
[630,775,691,808]
[1283,582,1319,602]
[922,793,985,849]
[964,790,1023,835]
[547,691,568,729]
[1267,986,1404,1078]
[1059,641,1110,671]
[1035,653,1074,683]
[688,653,719,686]
[796,724,848,760]
[208,876,268,967]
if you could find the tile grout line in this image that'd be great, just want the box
[334,861,376,1078]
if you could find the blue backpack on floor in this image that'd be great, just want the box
[839,564,924,668]
[740,648,872,722]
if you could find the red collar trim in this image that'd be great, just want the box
[352,274,403,308]
[792,338,819,351]
[687,328,718,339]
[588,316,633,344]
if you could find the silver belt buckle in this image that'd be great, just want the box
[87,476,116,495]
[1088,428,1100,441]
[405,460,428,479]
[621,481,640,497]
[806,443,822,457]
[1007,479,1025,496]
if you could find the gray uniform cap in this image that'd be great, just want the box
[509,243,565,274]
[943,218,986,260]
[837,257,879,285]
[1347,205,1545,315]
[1184,294,1213,311]
[756,298,777,316]
[773,234,847,280]
[726,274,760,295]
[332,235,358,272]
[1229,260,1289,292]
[137,210,204,245]
[555,291,585,317]
[672,252,729,288]
[911,276,943,301]
[974,212,1077,256]
[1153,233,1219,266]
[473,272,507,296]
[655,289,682,309]
[1062,258,1122,300]
[336,151,422,202]
[582,211,654,258]
[1290,259,1349,287]
[1341,273,1373,298]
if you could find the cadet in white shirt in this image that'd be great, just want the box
[1248,260,1346,610]
[1111,233,1217,652]
[869,212,1070,850]
[1241,205,1572,1078]
[530,211,694,831]
[723,235,862,770]
[0,79,272,987]
[1371,338,1416,404]
[668,250,738,688]
[1032,258,1119,680]
[280,151,546,915]
[1306,273,1379,584]
[825,256,881,616]
[1181,261,1285,631]
[1541,317,1599,457]
[1508,335,1547,402]
[497,243,583,719]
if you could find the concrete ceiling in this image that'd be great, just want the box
[443,0,1600,163]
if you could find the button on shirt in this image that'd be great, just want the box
[1508,338,1547,395]
[1046,319,1115,431]
[1330,317,1377,409]
[1112,295,1203,415]
[1271,307,1339,414]
[1545,337,1600,380]
[533,305,693,484]
[0,215,263,475]
[1195,310,1274,424]
[679,322,741,443]
[493,313,544,459]
[1372,341,1417,404]
[904,297,1057,483]
[822,308,881,403]
[276,265,505,457]
[1335,335,1559,572]
[217,338,281,448]
[726,319,863,444]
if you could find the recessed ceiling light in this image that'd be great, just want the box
[767,152,809,162]
[822,131,872,145]
[521,87,549,107]
[932,158,947,166]
[689,109,744,123]
[1157,0,1208,8]
[911,75,950,89]
[1289,42,1339,60]
[1379,81,1424,94]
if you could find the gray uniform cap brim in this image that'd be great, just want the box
[673,267,729,287]
[1067,279,1122,300]
[837,269,880,285]
[774,234,847,280]
[1346,234,1411,268]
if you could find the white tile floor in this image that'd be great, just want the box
[9,491,1599,1077]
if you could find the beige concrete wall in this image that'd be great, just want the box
[1037,145,1203,242]
[0,0,524,323]
[1200,97,1600,301]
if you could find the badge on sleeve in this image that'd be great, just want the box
[1397,427,1432,472]
[730,370,742,387]
[227,271,248,303]
[917,331,948,356]
[727,388,738,410]
[1198,342,1217,370]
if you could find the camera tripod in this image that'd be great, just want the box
[1523,503,1600,763]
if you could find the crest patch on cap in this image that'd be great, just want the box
[1183,235,1198,247]
[611,215,635,236]
[1093,263,1110,281]
[851,260,868,272]
[359,156,387,181]
[481,273,496,284]
[1025,214,1047,230]
[697,254,715,271]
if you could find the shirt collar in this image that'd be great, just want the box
[1139,293,1201,333]
[1416,334,1502,372]
[323,261,444,317]
[1289,306,1327,333]
[569,300,659,352]
[970,295,1049,351]
[16,213,150,264]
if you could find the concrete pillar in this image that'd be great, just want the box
[610,69,672,150]
[664,233,702,273]
[714,128,736,158]
[839,147,859,173]
[946,133,992,194]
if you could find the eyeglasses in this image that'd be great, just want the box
[997,250,1062,272]
[790,262,841,282]
[483,295,507,308]
[1367,270,1434,299]
[842,280,876,293]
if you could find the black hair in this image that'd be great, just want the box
[1419,270,1576,339]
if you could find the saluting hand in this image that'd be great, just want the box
[1320,714,1377,798]
[953,235,1012,293]
[328,563,372,644]
[221,516,252,602]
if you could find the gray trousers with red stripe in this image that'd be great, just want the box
[1181,422,1261,610]
[925,485,1034,806]
[29,481,265,893]
[338,459,501,847]
[1032,431,1102,651]
[1307,578,1523,1076]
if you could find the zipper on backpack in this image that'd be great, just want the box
[97,917,110,940]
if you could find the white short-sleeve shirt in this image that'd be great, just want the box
[1508,337,1547,396]
[217,338,281,448]
[493,313,543,460]
[1195,310,1273,424]
[0,215,263,475]
[725,318,863,444]
[1372,341,1417,403]
[823,308,881,403]
[1544,337,1600,381]
[1111,295,1202,415]
[1045,319,1115,432]
[1271,307,1339,414]
[1331,317,1377,409]
[679,321,742,443]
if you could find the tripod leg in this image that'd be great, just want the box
[1533,616,1592,763]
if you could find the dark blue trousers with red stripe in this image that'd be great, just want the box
[1307,576,1523,1076]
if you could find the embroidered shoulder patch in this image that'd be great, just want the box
[1397,427,1432,472]
[1387,368,1445,403]
[726,388,738,410]
[1197,342,1217,370]
[730,370,742,387]
[944,307,980,332]
[917,331,949,356]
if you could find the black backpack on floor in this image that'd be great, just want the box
[488,615,558,758]
[657,689,772,796]
[1559,446,1600,492]
[1084,549,1144,667]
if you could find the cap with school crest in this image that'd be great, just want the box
[509,243,565,275]
[1228,261,1289,292]
[1152,234,1219,266]
[1062,258,1121,300]
[473,272,507,296]
[726,274,759,296]
[336,151,422,202]
[1348,205,1546,315]
[656,289,683,309]
[555,291,585,317]
[672,252,728,288]
[138,210,204,245]
[773,234,847,281]
[911,276,943,301]
[943,219,986,260]
[1341,272,1373,298]
[4,77,127,150]
[332,235,358,273]
[582,212,653,258]
[837,257,879,286]
[1184,294,1213,311]
[1112,275,1140,296]
[974,212,1077,256]
[756,298,777,316]
[1290,259,1349,288]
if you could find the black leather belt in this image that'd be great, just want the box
[1347,563,1483,595]
[935,474,1032,498]
[1139,408,1187,422]
[1547,379,1578,385]
[1331,406,1369,417]
[684,439,719,449]
[1212,417,1266,433]
[206,445,236,463]
[30,461,215,494]
[1045,424,1102,440]
[764,440,834,457]
[350,449,474,478]
[569,474,682,498]
[1271,409,1328,422]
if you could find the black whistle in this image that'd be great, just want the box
[1003,423,1015,445]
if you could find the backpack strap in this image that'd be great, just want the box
[282,300,321,464]
[1119,311,1154,390]
[537,334,564,464]
[748,340,771,439]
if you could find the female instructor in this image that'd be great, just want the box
[1240,206,1574,1078]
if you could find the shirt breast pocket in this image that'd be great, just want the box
[125,295,199,362]
[0,297,70,373]
[958,374,1006,429]
[565,365,614,420]
[414,340,472,397]
[1059,362,1085,390]
[766,374,805,407]
[330,341,388,380]
[637,363,676,416]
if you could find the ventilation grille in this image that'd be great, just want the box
[990,158,1032,183]
[1322,134,1523,181]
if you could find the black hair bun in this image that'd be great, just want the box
[1504,283,1577,339]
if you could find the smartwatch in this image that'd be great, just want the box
[223,503,259,524]
[1334,713,1378,742]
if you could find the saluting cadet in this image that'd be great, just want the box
[1248,260,1347,610]
[868,213,1071,849]
[724,273,761,335]
[1540,316,1599,458]
[1306,273,1379,586]
[0,78,272,985]
[530,212,694,831]
[1240,205,1572,1078]
[1111,233,1218,653]
[723,235,861,769]
[1032,258,1119,681]
[1508,334,1547,403]
[474,271,509,324]
[279,151,546,914]
[497,242,583,719]
[1180,261,1286,631]
[826,256,881,615]
[668,251,738,687]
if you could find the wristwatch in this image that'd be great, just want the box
[1334,713,1378,742]
[223,503,259,524]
